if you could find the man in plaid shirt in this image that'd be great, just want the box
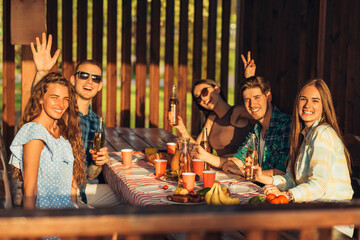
[223,76,291,175]
[31,33,121,208]
[193,76,291,176]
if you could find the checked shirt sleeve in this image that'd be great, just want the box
[232,131,253,162]
[272,120,291,172]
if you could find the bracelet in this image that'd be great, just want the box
[286,190,294,202]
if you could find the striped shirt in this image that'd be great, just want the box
[273,119,353,202]
[233,106,291,172]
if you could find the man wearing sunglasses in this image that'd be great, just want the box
[30,33,121,208]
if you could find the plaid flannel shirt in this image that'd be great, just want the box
[79,105,105,184]
[233,106,291,172]
[273,119,353,202]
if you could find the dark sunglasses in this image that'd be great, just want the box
[195,87,210,104]
[75,71,102,84]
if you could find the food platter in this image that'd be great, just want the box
[159,176,203,185]
[159,176,177,183]
[160,197,205,205]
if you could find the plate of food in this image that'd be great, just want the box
[160,171,202,183]
[160,194,206,205]
[135,185,176,193]
[120,168,154,177]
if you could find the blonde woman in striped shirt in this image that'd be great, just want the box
[255,79,353,202]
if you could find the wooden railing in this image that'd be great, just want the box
[1,201,360,239]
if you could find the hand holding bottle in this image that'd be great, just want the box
[89,147,109,166]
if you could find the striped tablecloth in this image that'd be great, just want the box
[103,152,264,207]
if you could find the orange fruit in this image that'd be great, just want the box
[277,195,289,204]
[270,197,281,204]
[266,193,276,203]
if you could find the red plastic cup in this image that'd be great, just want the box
[121,149,133,167]
[182,172,196,191]
[203,170,216,188]
[192,159,204,177]
[155,159,168,177]
[167,142,176,154]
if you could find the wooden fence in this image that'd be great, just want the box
[2,0,360,151]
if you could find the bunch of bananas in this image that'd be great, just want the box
[205,182,240,205]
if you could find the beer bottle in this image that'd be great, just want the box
[168,85,179,126]
[244,134,258,181]
[200,127,211,170]
[93,117,105,155]
[178,138,191,187]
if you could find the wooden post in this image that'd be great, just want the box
[220,0,231,98]
[47,0,58,73]
[120,0,132,128]
[92,0,104,116]
[191,0,203,135]
[177,0,188,135]
[62,0,73,80]
[206,0,217,80]
[163,0,175,132]
[77,0,87,63]
[2,0,15,152]
[135,0,147,128]
[149,0,160,128]
[106,0,117,127]
[21,46,36,114]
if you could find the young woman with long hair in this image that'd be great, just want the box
[171,79,252,159]
[255,79,353,202]
[9,72,85,208]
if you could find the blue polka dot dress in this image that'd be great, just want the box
[9,122,76,209]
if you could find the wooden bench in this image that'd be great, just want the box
[0,201,359,239]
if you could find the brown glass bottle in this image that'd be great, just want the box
[168,85,179,126]
[93,117,105,158]
[178,138,191,187]
[200,127,211,170]
[244,134,258,181]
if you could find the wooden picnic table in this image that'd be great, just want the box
[103,127,264,207]
[105,127,177,152]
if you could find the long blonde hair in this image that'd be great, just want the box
[20,72,86,186]
[288,79,351,177]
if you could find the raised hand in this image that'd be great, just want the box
[241,51,256,78]
[30,32,60,75]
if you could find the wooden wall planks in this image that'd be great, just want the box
[4,0,360,150]
[106,0,117,127]
[2,0,15,152]
[163,0,175,132]
[120,0,132,128]
[135,0,147,128]
[149,0,161,128]
[92,0,104,116]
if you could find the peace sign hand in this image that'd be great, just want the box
[241,51,256,78]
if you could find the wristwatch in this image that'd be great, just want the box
[286,190,294,202]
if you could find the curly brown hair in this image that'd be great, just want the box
[20,72,86,187]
